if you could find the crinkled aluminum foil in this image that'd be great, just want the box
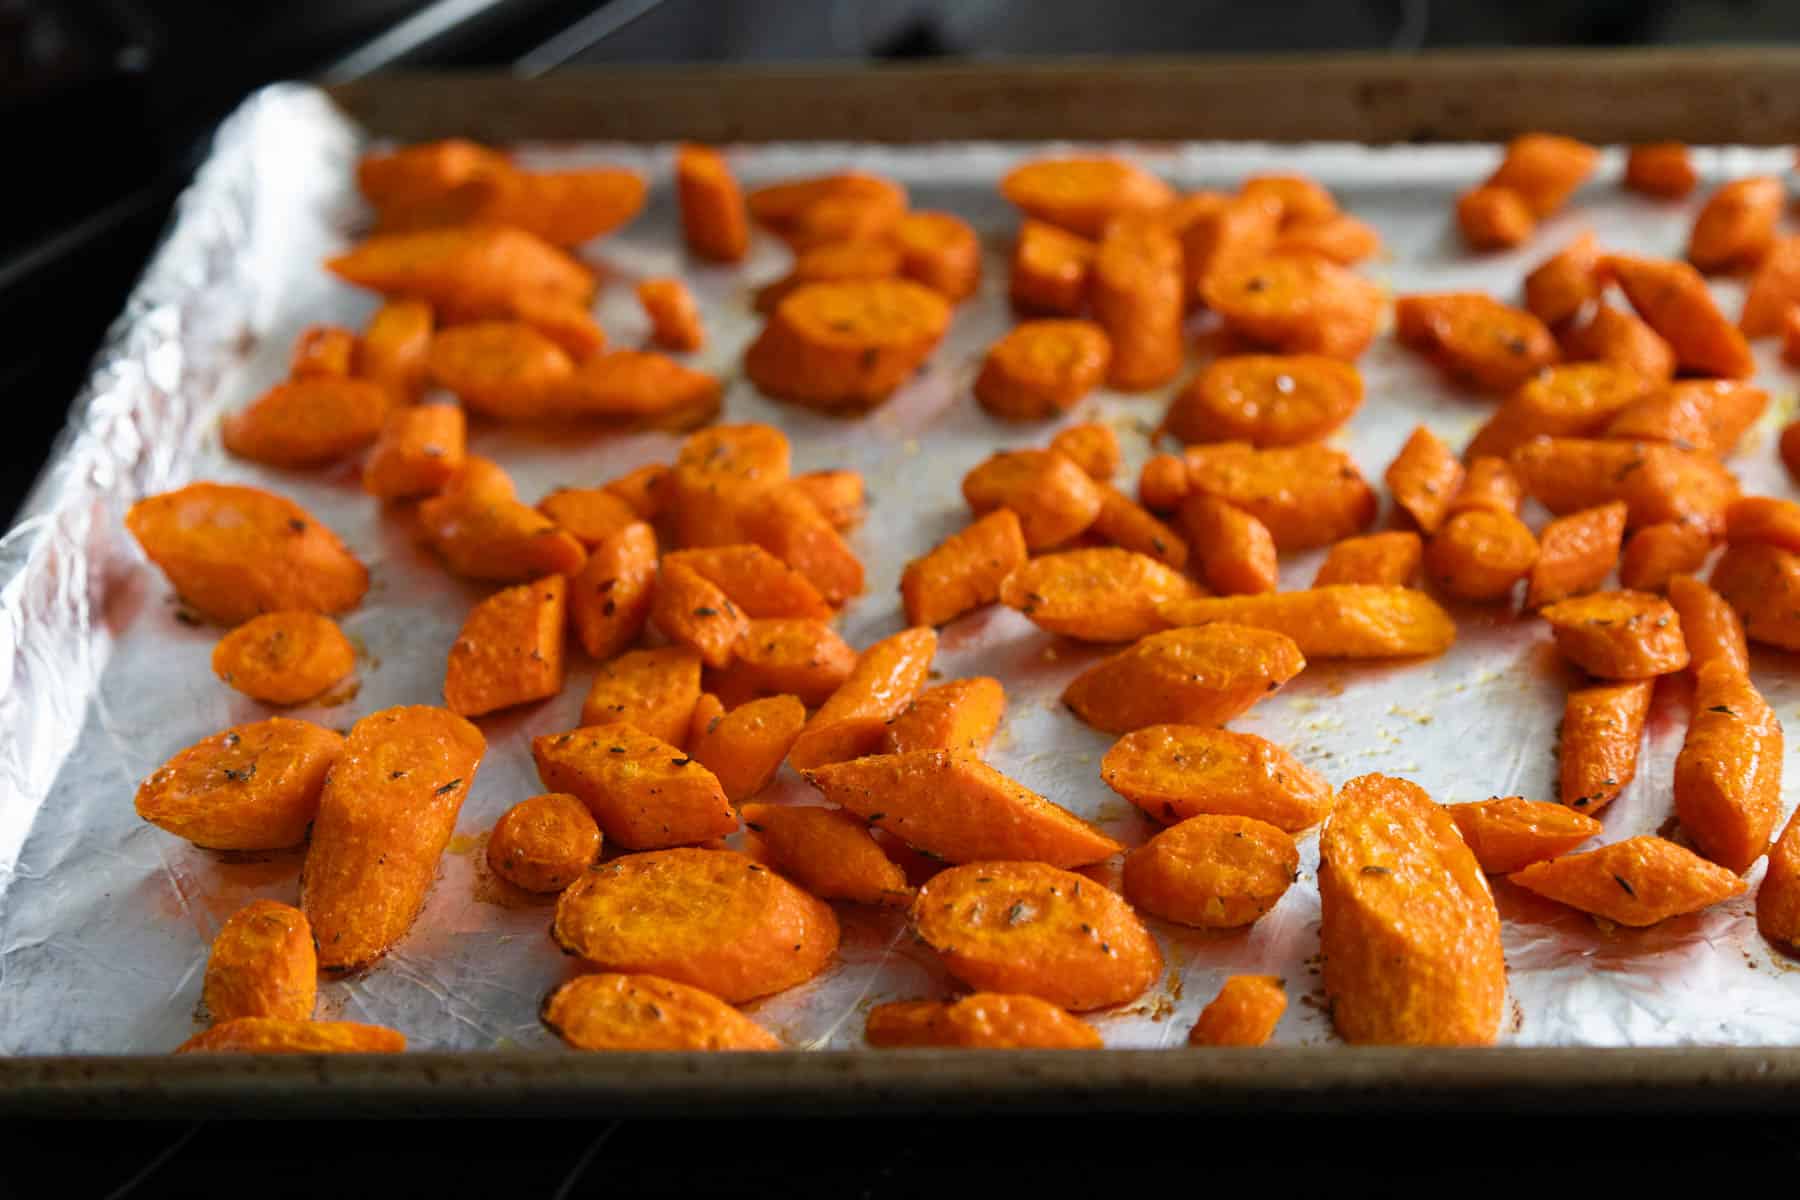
[4,83,1799,1053]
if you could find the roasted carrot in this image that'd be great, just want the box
[1603,380,1766,457]
[356,138,511,218]
[910,861,1162,1011]
[1510,438,1739,532]
[747,171,906,247]
[1604,253,1755,378]
[135,718,342,850]
[568,521,659,660]
[1091,213,1185,390]
[1275,212,1381,265]
[1183,441,1377,550]
[126,483,369,624]
[665,544,830,621]
[1465,363,1651,462]
[740,802,911,906]
[1173,494,1275,596]
[880,676,1006,757]
[1049,422,1121,481]
[553,848,838,1003]
[1157,586,1456,659]
[649,558,748,669]
[1711,541,1800,651]
[999,156,1173,238]
[362,403,465,499]
[893,210,982,301]
[1393,292,1559,392]
[1062,623,1305,734]
[356,299,434,402]
[1313,531,1422,587]
[542,972,781,1051]
[1091,484,1190,569]
[579,646,702,746]
[1123,814,1298,928]
[1559,301,1677,382]
[675,144,750,263]
[973,320,1111,420]
[1524,501,1628,609]
[1001,546,1199,642]
[506,291,608,360]
[533,724,735,849]
[1726,495,1800,554]
[202,900,316,1023]
[712,618,856,708]
[1188,976,1287,1047]
[1010,220,1095,316]
[1508,836,1746,926]
[1688,176,1782,273]
[536,487,638,549]
[1619,521,1716,593]
[676,421,793,483]
[327,225,595,324]
[444,575,566,717]
[417,476,587,583]
[786,627,937,769]
[177,1019,405,1055]
[551,350,722,424]
[739,482,865,606]
[1384,425,1465,535]
[1165,354,1362,447]
[1524,232,1601,327]
[222,377,388,467]
[427,320,573,420]
[1625,142,1697,199]
[1667,573,1749,676]
[962,450,1104,550]
[1540,590,1689,678]
[1740,237,1800,336]
[636,278,705,352]
[1138,452,1191,514]
[867,994,1101,1049]
[1447,797,1602,875]
[1456,185,1534,250]
[212,611,355,706]
[688,694,806,804]
[486,792,601,893]
[1101,723,1333,832]
[302,705,484,970]
[290,324,356,379]
[1317,773,1504,1046]
[788,469,866,530]
[745,279,951,411]
[1487,133,1598,216]
[382,164,644,246]
[1759,806,1800,953]
[1675,660,1783,873]
[755,238,900,312]
[1560,680,1653,812]
[1201,253,1382,361]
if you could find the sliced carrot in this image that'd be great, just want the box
[1178,494,1277,596]
[486,792,601,894]
[578,645,702,746]
[754,238,900,312]
[1393,292,1559,392]
[568,521,658,660]
[910,861,1162,1011]
[1183,441,1376,550]
[788,469,865,530]
[974,320,1111,421]
[1740,236,1800,336]
[1123,814,1298,928]
[1101,724,1333,833]
[1317,773,1504,1046]
[327,225,595,324]
[1062,623,1304,735]
[1313,531,1422,587]
[1712,541,1800,651]
[677,422,792,482]
[1001,546,1200,642]
[962,449,1104,550]
[1137,452,1191,514]
[665,544,830,621]
[1560,679,1653,812]
[1726,495,1800,553]
[636,278,705,352]
[363,403,465,500]
[535,487,637,549]
[1540,589,1690,678]
[1384,425,1465,535]
[893,210,982,301]
[1625,142,1698,199]
[1447,797,1602,875]
[787,627,937,769]
[505,292,608,360]
[688,695,806,804]
[745,278,951,412]
[1090,484,1189,570]
[1188,976,1287,1047]
[553,848,836,1002]
[357,138,510,216]
[880,676,1006,756]
[675,143,750,263]
[867,994,1101,1049]
[1603,380,1767,457]
[1465,363,1651,462]
[542,972,780,1051]
[1688,176,1782,273]
[746,172,905,248]
[740,803,911,906]
[1604,253,1755,378]
[203,900,316,1023]
[1675,660,1783,873]
[1240,173,1336,225]
[290,325,356,379]
[1508,836,1747,926]
[417,483,587,583]
[135,718,342,850]
[1202,253,1382,361]
[999,156,1173,238]
[712,617,855,708]
[1091,212,1184,390]
[1049,422,1121,481]
[1523,232,1601,327]
[1559,301,1676,382]
[1524,501,1628,610]
[1667,573,1749,676]
[356,299,435,403]
[1165,354,1362,447]
[1487,133,1599,216]
[1157,585,1456,659]
[533,724,734,849]
[1009,220,1095,316]
[1510,438,1739,532]
[222,377,388,467]
[212,611,355,706]
[1619,520,1716,593]
[1456,185,1534,251]
[1274,212,1381,265]
[739,482,864,605]
[427,320,573,420]
[1759,806,1800,952]
[444,575,566,717]
[178,1019,405,1055]
[1181,192,1282,305]
[551,350,722,423]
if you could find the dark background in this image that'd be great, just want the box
[11,1,1800,1194]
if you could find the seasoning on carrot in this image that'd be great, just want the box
[675,143,750,263]
[740,802,912,906]
[963,449,1104,550]
[1447,797,1603,875]
[1666,573,1749,676]
[974,320,1112,421]
[1001,546,1200,642]
[1091,484,1190,570]
[1465,363,1651,462]
[1674,660,1783,874]
[1384,426,1465,535]
[1122,814,1298,928]
[1091,212,1185,390]
[1164,354,1363,447]
[1157,586,1456,659]
[579,646,702,746]
[1524,501,1628,610]
[1604,253,1755,378]
[1510,438,1739,532]
[867,994,1101,1049]
[202,900,317,1023]
[444,575,566,717]
[567,521,658,661]
[1540,589,1689,679]
[1687,176,1782,274]
[1010,219,1095,316]
[533,724,735,849]
[999,156,1174,238]
[1062,623,1305,734]
[1183,441,1377,550]
[649,559,747,670]
[712,618,856,708]
[1507,835,1747,926]
[487,792,602,894]
[363,403,466,500]
[1602,380,1767,457]
[688,694,806,803]
[1393,292,1559,392]
[1523,231,1601,327]
[542,972,781,1051]
[1202,253,1382,361]
[1560,680,1653,812]
[135,718,342,850]
[1101,724,1332,831]
[1313,531,1423,587]
[745,279,951,411]
[1188,976,1287,1047]
[417,472,587,583]
[1620,521,1716,593]
[212,611,355,706]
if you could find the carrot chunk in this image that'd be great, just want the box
[1525,501,1628,610]
[788,468,866,530]
[1062,624,1304,734]
[1510,438,1739,532]
[1202,253,1382,361]
[1508,836,1747,926]
[962,450,1104,550]
[880,677,1006,757]
[1604,253,1754,378]
[1384,426,1465,535]
[579,646,702,746]
[551,350,722,423]
[688,695,806,803]
[649,559,747,670]
[1138,453,1192,514]
[739,483,865,606]
[1178,495,1278,596]
[1465,363,1651,462]
[444,575,566,717]
[1091,213,1185,390]
[363,403,465,499]
[178,1018,405,1055]
[356,299,435,403]
[1711,541,1800,651]
[788,627,937,769]
[417,480,587,583]
[1091,484,1189,569]
[747,171,906,245]
[1123,814,1298,928]
[135,718,341,850]
[1166,354,1362,448]
[1541,589,1689,678]
[1188,976,1287,1047]
[1726,495,1800,554]
[1049,422,1121,481]
[1158,586,1456,659]
[1559,301,1676,382]
[536,487,637,550]
[745,279,951,411]
[1759,806,1800,952]
[1620,521,1716,593]
[1447,797,1602,875]
[1524,232,1601,327]
[533,724,735,850]
[222,377,388,467]
[356,138,511,219]
[1101,724,1332,832]
[1688,177,1782,274]
[1487,133,1598,216]
[911,861,1162,1011]
[1001,546,1200,642]
[974,320,1111,420]
[568,521,658,661]
[1394,292,1559,392]
[1183,441,1376,550]
[486,792,601,894]
[665,544,830,621]
[212,611,355,706]
[543,973,780,1051]
[740,802,911,906]
[1010,220,1095,316]
[1000,156,1174,238]
[1275,213,1381,265]
[712,618,856,708]
[675,144,750,263]
[893,210,982,301]
[290,324,356,379]
[756,239,901,311]
[867,994,1101,1049]
[804,749,1121,868]
[1456,185,1534,250]
[1313,531,1422,587]
[327,225,595,323]
[1318,773,1504,1046]
[637,278,705,352]
[1741,237,1800,336]
[1675,660,1782,873]
[1560,680,1653,813]
[202,898,317,1026]
[1602,380,1766,457]
[553,848,837,1002]
[1625,142,1697,199]
[1666,573,1749,675]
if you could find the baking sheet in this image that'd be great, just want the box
[4,82,1800,1054]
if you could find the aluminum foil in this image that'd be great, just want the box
[5,83,1800,1053]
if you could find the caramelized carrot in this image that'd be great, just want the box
[1524,501,1628,610]
[1010,220,1095,316]
[486,792,601,894]
[712,618,855,708]
[212,611,355,706]
[867,995,1101,1049]
[1540,590,1690,679]
[1164,354,1362,447]
[675,143,749,263]
[1508,836,1746,926]
[568,521,658,660]
[962,449,1103,550]
[1625,142,1697,199]
[1000,546,1200,642]
[1688,176,1782,274]
[1384,425,1465,535]
[1183,441,1376,550]
[788,626,937,769]
[1510,438,1739,532]
[1090,484,1190,569]
[1188,976,1287,1047]
[543,972,780,1051]
[1101,724,1332,832]
[1619,520,1716,593]
[579,645,702,744]
[1393,292,1559,392]
[1559,302,1676,382]
[1122,814,1298,928]
[893,210,982,301]
[1448,797,1602,875]
[443,575,566,717]
[1137,452,1191,515]
[1740,236,1800,336]
[1560,680,1653,812]
[1456,185,1534,250]
[362,403,465,500]
[533,724,735,849]
[1674,660,1783,873]
[1000,156,1174,238]
[1050,422,1122,481]
[1604,253,1755,378]
[745,279,951,411]
[1313,531,1423,587]
[1524,232,1601,327]
[740,803,911,906]
[1602,380,1767,457]
[1177,494,1278,596]
[1666,573,1749,676]
[688,695,806,803]
[1062,624,1304,734]
[974,320,1111,420]
[1091,213,1185,390]
[636,278,705,352]
[1465,363,1650,462]
[134,718,342,850]
[1711,541,1800,651]
[1487,133,1598,216]
[880,676,1006,757]
[1202,253,1382,361]
[1157,586,1456,660]
[222,377,388,467]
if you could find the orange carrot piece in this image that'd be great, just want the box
[1603,380,1767,457]
[1384,425,1465,535]
[1202,253,1382,361]
[1540,589,1690,679]
[1666,573,1749,676]
[1138,452,1191,514]
[290,324,356,379]
[533,724,735,850]
[911,861,1162,1011]
[1318,773,1504,1046]
[867,994,1101,1049]
[356,299,435,403]
[203,900,317,1023]
[1741,237,1800,336]
[553,848,837,1002]
[1510,438,1739,532]
[1759,806,1800,953]
[362,403,464,500]
[1393,292,1559,392]
[1000,546,1200,642]
[134,718,342,850]
[900,509,1030,625]
[551,350,722,422]
[1447,797,1602,875]
[665,544,831,621]
[177,1018,405,1055]
[1165,354,1362,447]
[1090,484,1189,570]
[1605,253,1755,378]
[481,793,599,897]
[1688,176,1782,274]
[579,646,702,746]
[1560,301,1677,382]
[543,972,781,1051]
[1456,185,1534,250]
[1619,520,1716,593]
[1000,156,1173,238]
[1508,835,1747,926]
[1062,624,1304,735]
[893,210,982,301]
[1274,213,1381,265]
[1712,541,1800,651]
[974,320,1112,420]
[677,422,793,483]
[1625,142,1697,199]
[302,705,484,970]
[787,627,937,770]
[1181,192,1282,305]
[1465,363,1651,462]
[1049,422,1121,481]
[1313,531,1422,587]
[1487,133,1599,216]
[1560,680,1653,813]
[755,238,900,312]
[1156,586,1456,660]
[880,676,1006,757]
[675,144,750,263]
[1177,494,1277,596]
[1524,232,1601,327]
[222,377,388,467]
[962,449,1104,550]
[212,611,355,706]
[636,278,705,352]
[713,618,857,709]
[1525,501,1628,610]
[357,138,511,216]
[648,560,749,670]
[687,694,805,804]
[1188,976,1287,1047]
[1091,213,1185,390]
[740,802,912,906]
[417,481,587,583]
[1675,660,1783,874]
[535,488,637,549]
[327,225,595,323]
[745,279,950,412]
[1726,495,1800,553]
[1010,220,1095,316]
[739,482,865,606]
[567,521,658,661]
[788,469,865,530]
[1785,308,1800,365]
[1184,441,1377,551]
[1123,814,1298,927]
[443,575,566,717]
[426,320,572,420]
[747,171,906,242]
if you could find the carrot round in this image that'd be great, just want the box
[302,705,485,970]
[1508,835,1747,926]
[1393,292,1559,392]
[553,847,838,1003]
[910,861,1162,1011]
[1188,976,1287,1047]
[1157,585,1456,659]
[714,617,856,708]
[1184,441,1377,550]
[1166,355,1362,448]
[962,450,1104,551]
[1525,501,1628,610]
[1010,220,1095,316]
[534,724,734,850]
[1620,521,1716,593]
[1605,253,1754,379]
[1063,624,1305,735]
[740,802,911,906]
[637,277,705,352]
[867,994,1101,1049]
[579,646,702,747]
[1091,213,1184,390]
[973,320,1111,420]
[675,143,750,263]
[327,225,595,324]
[1123,814,1298,928]
[880,676,1006,757]
[1560,680,1653,813]
[745,279,951,411]
[1202,253,1382,361]
[363,403,465,500]
[1425,509,1538,602]
[1049,422,1121,481]
[202,900,317,1023]
[1688,176,1782,274]
[177,1018,405,1055]
[427,320,574,420]
[688,694,806,803]
[1487,133,1598,217]
[1138,452,1191,514]
[568,521,658,660]
[543,972,780,1051]
[1560,302,1676,382]
[1274,212,1381,266]
[1317,773,1504,1046]
[893,210,982,300]
[1000,546,1199,642]
[1456,185,1534,251]
[1666,573,1749,676]
[221,377,388,467]
[1625,142,1697,199]
[1178,495,1278,596]
[1540,590,1689,679]
[487,792,602,894]
[1313,531,1423,587]
[755,238,900,312]
[1675,660,1783,874]
[788,626,937,769]
[444,575,566,717]
[1447,797,1602,875]
[1384,426,1465,535]
[212,611,355,706]
[746,171,906,241]
[999,156,1174,238]
[1101,724,1333,832]
[1523,232,1601,327]
[135,718,342,850]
